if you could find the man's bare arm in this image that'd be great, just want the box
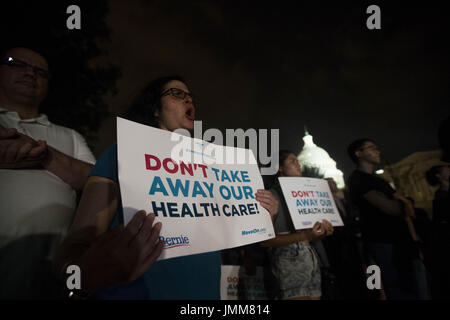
[42,145,93,191]
[0,124,91,190]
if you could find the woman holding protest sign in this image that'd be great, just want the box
[53,75,278,299]
[262,150,334,300]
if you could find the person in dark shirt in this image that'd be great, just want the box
[425,164,450,299]
[347,138,429,300]
[426,165,450,226]
[321,178,369,300]
[405,197,432,266]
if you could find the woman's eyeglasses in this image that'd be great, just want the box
[161,88,195,103]
[1,56,50,79]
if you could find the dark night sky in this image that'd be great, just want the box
[93,0,450,180]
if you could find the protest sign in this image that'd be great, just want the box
[278,177,344,230]
[117,117,275,260]
[220,265,269,300]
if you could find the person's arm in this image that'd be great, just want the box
[365,190,423,258]
[53,176,164,294]
[0,124,92,190]
[260,230,312,248]
[363,190,404,216]
[53,176,121,289]
[261,220,332,248]
[42,145,93,191]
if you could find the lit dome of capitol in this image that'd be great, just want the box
[297,128,346,189]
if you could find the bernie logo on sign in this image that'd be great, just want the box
[159,235,190,249]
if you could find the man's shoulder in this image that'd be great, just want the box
[348,170,365,185]
[47,121,90,144]
[47,121,76,134]
[348,170,379,197]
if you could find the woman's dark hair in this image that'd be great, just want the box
[347,138,375,163]
[264,149,296,188]
[123,75,185,127]
[279,149,295,170]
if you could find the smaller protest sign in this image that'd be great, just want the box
[278,177,344,230]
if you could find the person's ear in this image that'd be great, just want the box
[355,150,363,160]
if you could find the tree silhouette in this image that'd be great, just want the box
[300,165,325,179]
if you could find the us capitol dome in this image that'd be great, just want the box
[297,128,346,189]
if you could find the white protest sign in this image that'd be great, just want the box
[117,117,275,260]
[278,177,344,230]
[220,265,268,300]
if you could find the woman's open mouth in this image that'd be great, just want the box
[185,105,195,121]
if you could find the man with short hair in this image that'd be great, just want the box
[347,138,429,300]
[0,47,95,298]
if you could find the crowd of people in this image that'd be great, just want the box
[0,46,449,300]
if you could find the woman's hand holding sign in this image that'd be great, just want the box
[308,219,334,241]
[255,189,279,218]
[321,219,334,236]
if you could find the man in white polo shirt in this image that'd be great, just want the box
[0,47,96,298]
